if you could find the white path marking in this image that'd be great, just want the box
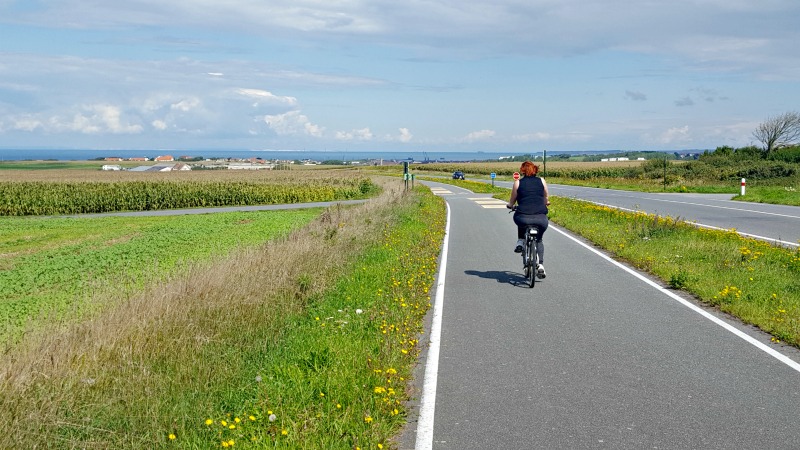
[415,202,450,450]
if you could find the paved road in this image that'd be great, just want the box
[408,181,800,450]
[54,199,367,218]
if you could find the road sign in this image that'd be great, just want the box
[490,172,496,179]
[513,172,520,180]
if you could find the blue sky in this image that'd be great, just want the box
[1,0,799,153]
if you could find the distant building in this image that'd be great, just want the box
[155,155,174,162]
[128,157,149,161]
[104,157,123,161]
[101,164,122,171]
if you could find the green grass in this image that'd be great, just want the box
[0,210,322,344]
[734,186,800,206]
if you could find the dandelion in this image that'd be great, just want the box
[205,419,214,426]
[255,375,262,382]
[168,433,176,440]
[364,416,373,423]
[282,429,288,436]
[268,414,277,422]
[249,415,256,421]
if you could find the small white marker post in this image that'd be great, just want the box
[741,178,746,196]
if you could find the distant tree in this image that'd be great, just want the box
[752,111,800,154]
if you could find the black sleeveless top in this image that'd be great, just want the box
[516,176,548,215]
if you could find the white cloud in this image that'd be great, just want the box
[171,97,201,112]
[264,110,325,137]
[512,132,551,142]
[655,125,691,145]
[11,117,43,132]
[463,129,495,142]
[30,104,144,135]
[235,88,298,107]
[397,128,413,143]
[335,127,373,141]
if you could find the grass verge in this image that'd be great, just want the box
[0,178,446,449]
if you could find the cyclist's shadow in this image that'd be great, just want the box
[464,270,529,287]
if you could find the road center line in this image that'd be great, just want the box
[634,196,800,219]
[553,224,800,374]
[415,201,450,450]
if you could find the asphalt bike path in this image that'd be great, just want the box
[412,181,800,449]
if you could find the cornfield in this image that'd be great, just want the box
[0,176,377,216]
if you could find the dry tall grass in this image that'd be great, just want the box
[0,177,406,448]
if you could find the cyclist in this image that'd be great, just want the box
[506,160,550,278]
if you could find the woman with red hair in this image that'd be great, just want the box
[507,160,550,278]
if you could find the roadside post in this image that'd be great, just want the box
[543,149,547,177]
[403,162,409,190]
[490,172,496,187]
[411,173,416,189]
[741,178,746,196]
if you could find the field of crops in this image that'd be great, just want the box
[0,169,377,216]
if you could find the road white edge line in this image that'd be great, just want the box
[415,201,450,450]
[552,224,800,374]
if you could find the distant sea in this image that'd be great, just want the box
[0,148,618,163]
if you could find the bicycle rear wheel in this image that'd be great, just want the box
[526,240,536,288]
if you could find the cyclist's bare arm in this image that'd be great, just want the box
[541,178,551,206]
[507,179,521,208]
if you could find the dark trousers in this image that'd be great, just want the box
[513,213,548,263]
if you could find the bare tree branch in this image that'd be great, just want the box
[752,111,800,154]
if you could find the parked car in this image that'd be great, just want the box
[452,171,465,180]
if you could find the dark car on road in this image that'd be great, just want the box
[452,171,465,180]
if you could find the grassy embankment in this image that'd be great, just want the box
[0,171,446,449]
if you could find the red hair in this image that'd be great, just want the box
[520,161,539,177]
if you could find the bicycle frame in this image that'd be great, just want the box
[522,226,539,288]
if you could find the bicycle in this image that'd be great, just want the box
[508,206,543,288]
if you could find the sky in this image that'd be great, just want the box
[1,0,799,154]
